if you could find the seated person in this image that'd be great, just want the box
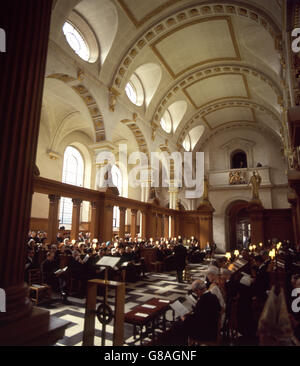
[119,246,142,282]
[41,252,70,304]
[206,265,226,325]
[25,248,39,283]
[152,280,221,345]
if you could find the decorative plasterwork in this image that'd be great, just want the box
[221,137,256,170]
[47,73,106,142]
[47,150,60,160]
[150,16,240,79]
[198,123,282,151]
[112,2,281,90]
[109,87,120,112]
[120,113,149,157]
[202,106,256,130]
[117,0,182,28]
[177,100,281,145]
[153,64,282,124]
[183,73,250,110]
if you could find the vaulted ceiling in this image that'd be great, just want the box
[50,0,284,152]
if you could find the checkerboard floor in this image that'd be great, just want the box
[41,261,210,346]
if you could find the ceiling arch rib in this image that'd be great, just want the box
[177,99,282,147]
[111,2,281,91]
[195,122,283,153]
[152,64,282,125]
[116,0,280,30]
[120,113,150,158]
[47,73,106,142]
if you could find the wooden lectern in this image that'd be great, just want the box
[82,278,125,346]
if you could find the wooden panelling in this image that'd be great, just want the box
[263,209,293,242]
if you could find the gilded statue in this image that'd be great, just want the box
[248,171,262,200]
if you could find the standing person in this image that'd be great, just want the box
[174,240,187,283]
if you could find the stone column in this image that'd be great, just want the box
[0,0,55,342]
[131,209,138,239]
[119,207,126,239]
[90,202,99,240]
[71,199,82,241]
[48,195,60,244]
[164,215,169,238]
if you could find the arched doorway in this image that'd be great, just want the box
[225,200,250,251]
[231,150,247,169]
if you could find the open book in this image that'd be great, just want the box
[96,256,121,271]
[169,300,190,317]
[185,294,197,307]
[54,266,68,276]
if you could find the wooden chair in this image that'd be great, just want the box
[28,268,51,305]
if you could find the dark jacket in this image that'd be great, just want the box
[174,244,187,269]
[185,291,221,341]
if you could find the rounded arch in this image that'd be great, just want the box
[56,132,94,189]
[231,149,248,169]
[224,199,250,251]
[189,125,205,150]
[112,2,281,91]
[63,10,100,63]
[47,74,106,142]
[134,63,162,108]
[168,100,187,132]
[75,0,118,65]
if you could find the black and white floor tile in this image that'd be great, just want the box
[41,261,210,346]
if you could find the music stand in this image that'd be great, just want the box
[94,256,121,346]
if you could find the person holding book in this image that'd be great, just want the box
[151,280,221,345]
[41,252,70,304]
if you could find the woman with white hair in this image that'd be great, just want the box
[206,265,226,325]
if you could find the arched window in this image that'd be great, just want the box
[231,150,247,169]
[183,134,191,152]
[59,147,84,226]
[111,165,122,228]
[125,81,137,105]
[63,22,90,62]
[160,110,172,133]
[125,73,144,106]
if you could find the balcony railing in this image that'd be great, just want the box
[208,166,272,188]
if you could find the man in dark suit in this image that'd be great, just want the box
[42,252,70,304]
[252,255,270,301]
[152,280,221,345]
[174,241,187,283]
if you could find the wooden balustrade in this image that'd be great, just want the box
[32,176,214,246]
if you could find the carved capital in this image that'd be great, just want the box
[48,194,60,203]
[72,198,82,207]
